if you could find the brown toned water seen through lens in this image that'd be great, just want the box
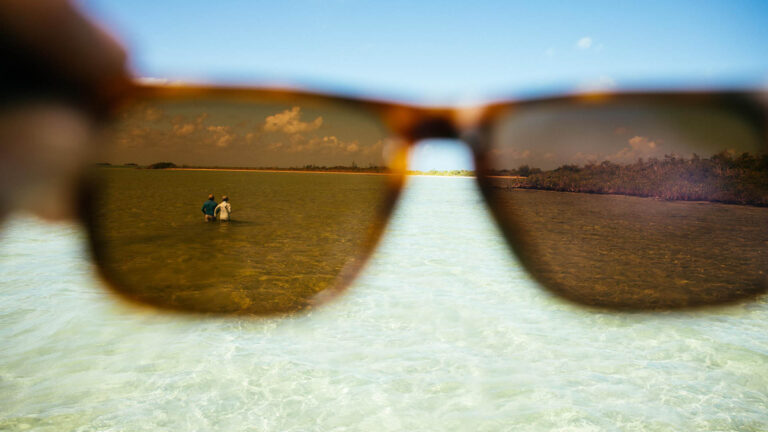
[88,93,401,314]
[487,188,768,308]
[92,169,396,314]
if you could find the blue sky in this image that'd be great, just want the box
[80,0,768,169]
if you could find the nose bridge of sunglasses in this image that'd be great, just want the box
[407,115,459,142]
[381,105,460,142]
[381,105,498,171]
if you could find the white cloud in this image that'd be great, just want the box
[264,107,323,134]
[628,135,657,150]
[143,106,163,122]
[608,135,662,162]
[260,108,382,158]
[267,135,363,154]
[173,123,196,136]
[172,113,209,136]
[205,125,233,148]
[215,135,233,148]
[206,125,229,134]
[136,77,187,86]
[577,75,617,91]
[576,37,593,49]
[136,77,170,85]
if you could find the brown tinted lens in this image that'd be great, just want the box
[483,97,768,309]
[86,90,404,315]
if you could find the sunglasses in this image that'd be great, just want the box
[77,83,768,315]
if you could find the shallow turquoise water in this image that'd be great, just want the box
[1,176,767,431]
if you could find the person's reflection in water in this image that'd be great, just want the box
[215,196,231,222]
[201,194,217,222]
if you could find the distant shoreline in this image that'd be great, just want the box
[93,167,768,206]
[161,167,487,178]
[95,163,480,177]
[97,153,768,206]
[97,165,555,180]
[167,167,395,176]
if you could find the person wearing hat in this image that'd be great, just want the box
[201,194,217,222]
[215,195,232,221]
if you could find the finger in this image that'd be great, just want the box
[0,0,130,110]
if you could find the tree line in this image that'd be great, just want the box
[490,151,768,206]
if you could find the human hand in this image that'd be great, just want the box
[0,0,129,221]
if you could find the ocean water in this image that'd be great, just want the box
[1,176,767,431]
[486,187,768,309]
[90,168,398,314]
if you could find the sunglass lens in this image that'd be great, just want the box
[481,97,768,309]
[86,91,404,314]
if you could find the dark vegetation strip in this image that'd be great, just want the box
[96,162,391,174]
[489,152,768,206]
[406,170,475,177]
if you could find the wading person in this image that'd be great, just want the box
[214,196,231,221]
[201,194,217,222]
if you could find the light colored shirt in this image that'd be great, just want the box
[215,201,231,221]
